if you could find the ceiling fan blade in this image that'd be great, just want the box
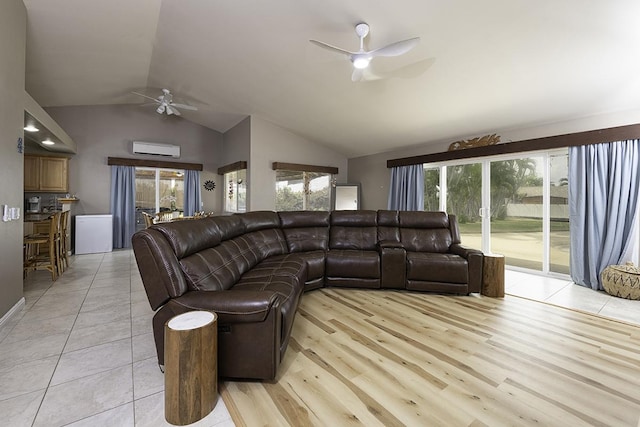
[171,103,198,111]
[166,105,181,116]
[309,39,355,57]
[132,91,160,103]
[369,37,420,58]
[351,68,364,82]
[360,67,384,82]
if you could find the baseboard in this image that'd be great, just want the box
[0,297,25,330]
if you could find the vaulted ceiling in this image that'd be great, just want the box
[22,0,640,158]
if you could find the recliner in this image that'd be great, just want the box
[132,210,483,380]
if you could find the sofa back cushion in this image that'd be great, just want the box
[214,215,246,240]
[238,211,288,258]
[399,211,452,253]
[279,211,330,252]
[179,233,265,291]
[151,217,221,259]
[377,210,400,243]
[238,211,281,232]
[329,210,378,250]
[177,213,279,291]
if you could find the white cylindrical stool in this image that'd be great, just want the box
[164,311,217,426]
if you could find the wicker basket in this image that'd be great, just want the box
[601,262,640,300]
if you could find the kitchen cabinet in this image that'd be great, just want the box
[24,155,40,191]
[24,155,69,192]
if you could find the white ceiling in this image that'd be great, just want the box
[23,0,640,158]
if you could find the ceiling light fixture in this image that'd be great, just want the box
[41,139,55,145]
[352,56,371,69]
[24,124,39,132]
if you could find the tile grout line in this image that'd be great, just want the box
[31,253,103,427]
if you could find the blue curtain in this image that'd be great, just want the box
[110,165,137,249]
[569,140,640,290]
[388,165,425,211]
[183,169,202,216]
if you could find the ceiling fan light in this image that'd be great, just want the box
[156,105,165,114]
[352,56,371,69]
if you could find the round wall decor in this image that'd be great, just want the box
[204,180,216,191]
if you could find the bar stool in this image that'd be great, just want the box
[141,211,155,228]
[58,210,70,272]
[24,212,62,280]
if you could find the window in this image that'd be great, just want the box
[135,168,184,230]
[275,170,331,211]
[423,167,441,211]
[224,169,246,213]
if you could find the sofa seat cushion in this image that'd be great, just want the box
[288,251,325,281]
[406,252,468,284]
[326,250,380,279]
[241,255,309,283]
[235,265,306,348]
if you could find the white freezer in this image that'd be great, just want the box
[75,214,113,254]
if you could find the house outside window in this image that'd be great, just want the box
[275,170,332,211]
[135,167,184,230]
[224,169,246,213]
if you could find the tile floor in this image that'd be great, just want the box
[2,250,639,426]
[506,269,640,325]
[0,250,233,427]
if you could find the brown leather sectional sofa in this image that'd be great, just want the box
[132,210,483,380]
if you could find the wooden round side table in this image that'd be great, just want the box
[164,310,218,426]
[482,253,505,298]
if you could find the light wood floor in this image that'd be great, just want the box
[221,289,640,427]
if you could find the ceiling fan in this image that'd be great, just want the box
[132,88,198,116]
[310,22,420,82]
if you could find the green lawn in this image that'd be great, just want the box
[457,218,569,234]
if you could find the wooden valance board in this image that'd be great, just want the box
[387,123,640,168]
[217,161,247,175]
[107,157,203,171]
[271,162,339,174]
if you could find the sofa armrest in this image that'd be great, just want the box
[173,290,282,324]
[449,244,482,259]
[379,240,404,249]
[379,241,406,289]
[450,244,483,293]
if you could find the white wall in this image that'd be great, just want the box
[249,117,348,211]
[46,105,224,215]
[349,110,640,210]
[0,0,26,321]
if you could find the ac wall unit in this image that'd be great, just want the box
[132,141,181,158]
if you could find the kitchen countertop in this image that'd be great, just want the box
[25,212,60,222]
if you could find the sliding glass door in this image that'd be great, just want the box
[446,163,483,250]
[135,168,184,231]
[490,157,543,270]
[549,153,570,274]
[423,149,569,276]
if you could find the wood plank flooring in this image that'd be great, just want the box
[221,289,640,427]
